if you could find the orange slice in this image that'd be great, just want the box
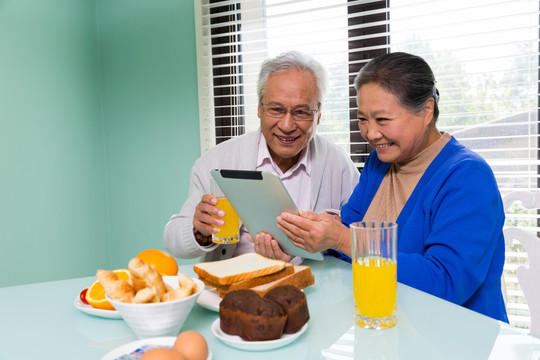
[86,269,130,310]
[136,249,179,276]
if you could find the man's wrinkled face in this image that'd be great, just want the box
[258,69,321,172]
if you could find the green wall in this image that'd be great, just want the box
[0,0,200,287]
[98,0,201,269]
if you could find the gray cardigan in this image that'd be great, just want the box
[163,129,359,261]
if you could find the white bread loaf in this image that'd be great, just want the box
[215,263,295,296]
[193,253,287,285]
[250,265,315,296]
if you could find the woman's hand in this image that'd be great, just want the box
[277,210,351,256]
[192,194,224,236]
[247,232,294,262]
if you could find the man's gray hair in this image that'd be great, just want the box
[257,51,328,108]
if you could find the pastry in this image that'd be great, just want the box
[128,257,167,301]
[264,285,310,333]
[219,289,286,341]
[162,274,198,302]
[96,269,135,303]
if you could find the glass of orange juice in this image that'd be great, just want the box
[210,179,240,244]
[351,221,397,329]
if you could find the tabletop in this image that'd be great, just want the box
[0,257,538,360]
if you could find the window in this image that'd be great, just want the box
[194,0,540,331]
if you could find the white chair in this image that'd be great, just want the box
[502,191,540,337]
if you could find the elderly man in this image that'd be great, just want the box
[164,51,359,262]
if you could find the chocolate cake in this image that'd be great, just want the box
[264,285,310,333]
[219,289,286,341]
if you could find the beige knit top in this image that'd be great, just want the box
[363,132,451,222]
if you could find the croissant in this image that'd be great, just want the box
[96,269,135,303]
[162,273,197,302]
[128,257,167,301]
[133,286,157,303]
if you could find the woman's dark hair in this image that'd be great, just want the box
[353,52,439,121]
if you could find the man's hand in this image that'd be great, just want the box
[192,194,224,237]
[247,232,293,262]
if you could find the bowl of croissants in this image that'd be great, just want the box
[98,257,205,339]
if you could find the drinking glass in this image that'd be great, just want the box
[351,221,397,329]
[210,178,240,244]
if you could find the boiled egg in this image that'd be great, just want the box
[173,330,209,360]
[140,348,185,360]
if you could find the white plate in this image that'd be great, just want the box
[211,318,308,351]
[101,336,212,360]
[196,288,221,312]
[74,296,122,319]
[196,288,306,313]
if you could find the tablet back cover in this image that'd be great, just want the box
[211,169,324,261]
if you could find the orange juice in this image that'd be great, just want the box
[353,256,397,327]
[212,197,240,243]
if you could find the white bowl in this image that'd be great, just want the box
[108,276,205,339]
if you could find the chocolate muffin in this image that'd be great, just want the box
[264,285,310,333]
[219,289,286,341]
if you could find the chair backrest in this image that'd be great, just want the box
[502,191,540,337]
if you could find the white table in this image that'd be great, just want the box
[0,257,538,359]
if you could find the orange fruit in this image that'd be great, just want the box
[136,249,178,276]
[86,269,130,310]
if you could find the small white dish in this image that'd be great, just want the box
[211,318,308,351]
[74,296,121,319]
[101,336,212,360]
[196,288,221,312]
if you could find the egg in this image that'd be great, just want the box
[140,348,185,360]
[173,330,209,360]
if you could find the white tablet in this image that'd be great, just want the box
[211,169,324,261]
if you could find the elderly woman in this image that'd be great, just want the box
[273,52,508,322]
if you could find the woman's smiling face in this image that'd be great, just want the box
[258,69,320,173]
[357,82,437,165]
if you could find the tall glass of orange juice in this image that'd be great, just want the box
[211,179,240,244]
[351,221,397,329]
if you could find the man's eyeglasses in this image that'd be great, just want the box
[261,103,319,122]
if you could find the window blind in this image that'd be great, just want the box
[194,0,540,331]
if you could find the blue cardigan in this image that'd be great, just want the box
[340,137,508,322]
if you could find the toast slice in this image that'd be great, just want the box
[250,265,315,296]
[215,263,295,296]
[193,253,287,285]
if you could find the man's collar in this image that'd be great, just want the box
[256,132,311,176]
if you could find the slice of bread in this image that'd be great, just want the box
[216,263,295,296]
[250,265,315,296]
[193,253,287,285]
